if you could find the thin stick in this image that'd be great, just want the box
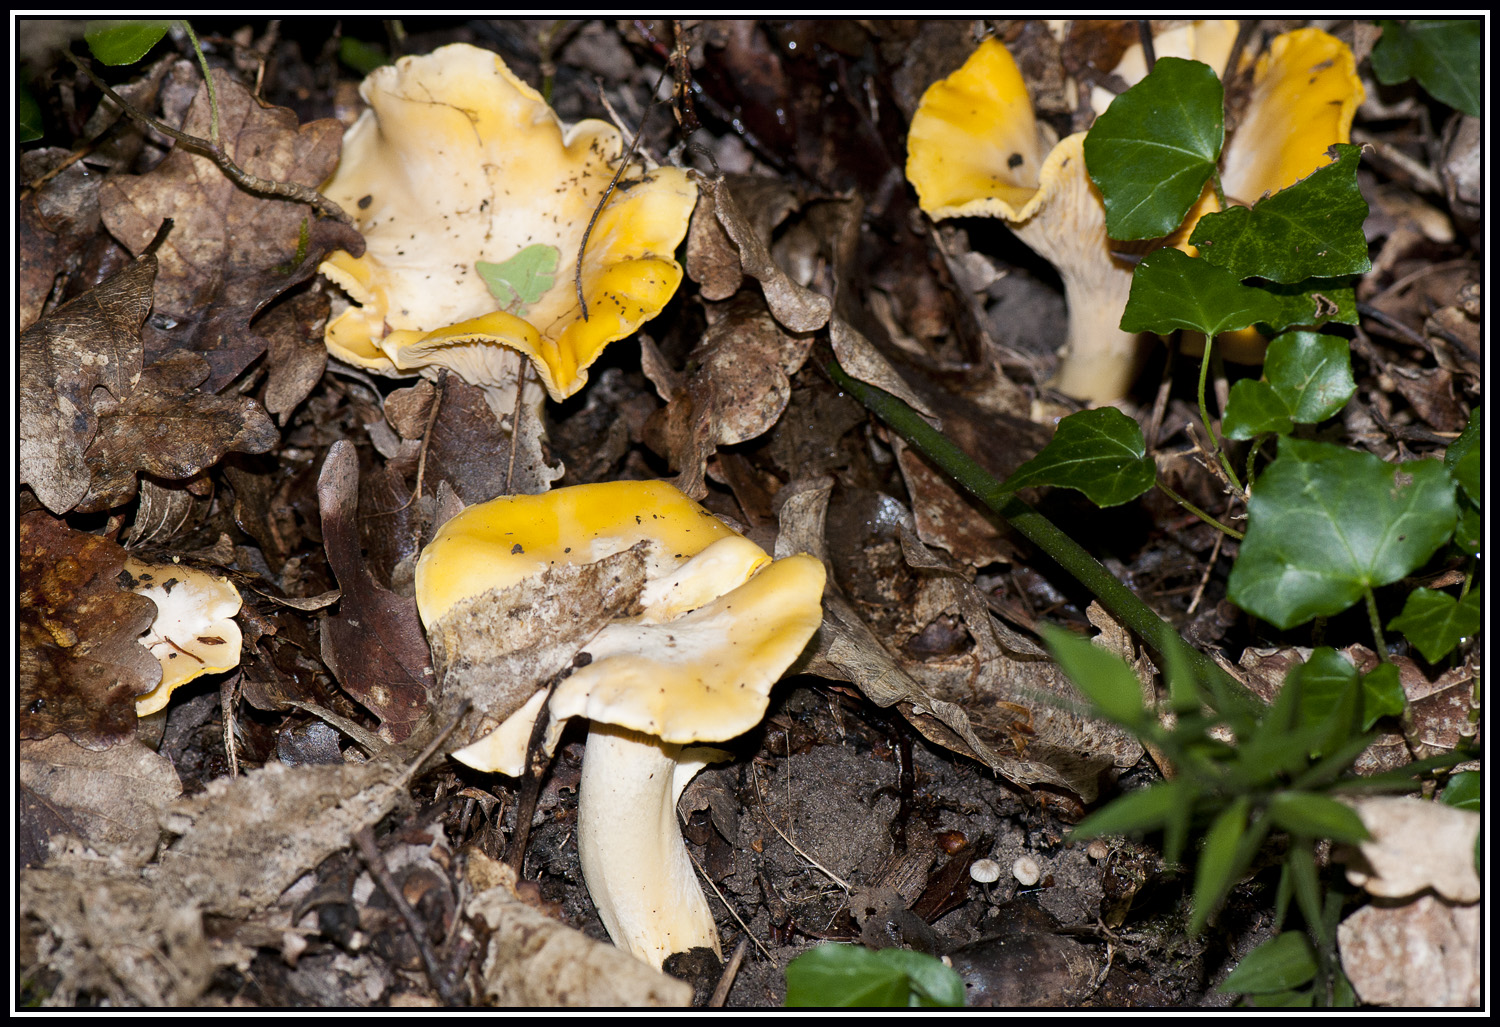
[575,66,669,321]
[66,51,351,226]
[353,825,465,1006]
[751,764,850,891]
[709,937,751,1007]
[503,363,529,496]
[687,849,773,966]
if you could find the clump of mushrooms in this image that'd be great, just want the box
[318,43,698,459]
[415,480,825,968]
[905,25,1362,403]
[122,557,243,716]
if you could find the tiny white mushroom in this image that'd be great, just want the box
[1013,855,1042,887]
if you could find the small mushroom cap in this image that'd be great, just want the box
[1091,20,1240,116]
[124,557,242,716]
[319,43,698,402]
[970,858,1002,884]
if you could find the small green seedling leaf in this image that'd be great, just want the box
[1042,625,1149,729]
[1189,144,1371,283]
[339,37,391,75]
[1069,779,1190,840]
[1440,771,1480,813]
[785,944,964,1007]
[1218,931,1318,994]
[1371,19,1482,118]
[1254,277,1358,333]
[1223,331,1355,439]
[1267,792,1369,844]
[1003,407,1156,506]
[84,20,173,66]
[1358,662,1405,730]
[1085,57,1224,240]
[18,82,44,143]
[1121,248,1282,338]
[1227,438,1458,629]
[1444,406,1481,505]
[476,243,560,318]
[1191,796,1250,935]
[1387,587,1482,663]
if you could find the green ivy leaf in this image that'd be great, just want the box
[1002,407,1155,507]
[1218,931,1317,994]
[1291,648,1360,751]
[18,82,43,143]
[84,20,173,66]
[1359,662,1406,730]
[785,945,964,1007]
[1042,624,1149,729]
[1189,144,1371,283]
[1085,57,1224,240]
[1441,771,1480,813]
[1227,438,1458,629]
[1444,406,1481,505]
[1253,277,1358,333]
[1453,501,1481,556]
[1267,792,1369,844]
[1371,19,1482,118]
[1121,248,1282,338]
[1387,587,1483,663]
[1222,331,1355,439]
[476,243,560,318]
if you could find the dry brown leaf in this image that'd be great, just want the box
[643,294,814,499]
[1338,895,1479,1007]
[18,734,182,868]
[77,349,279,512]
[18,512,162,750]
[465,852,692,1007]
[99,67,361,392]
[19,254,153,514]
[1339,796,1480,903]
[18,147,106,332]
[317,441,435,742]
[261,290,331,425]
[702,174,831,333]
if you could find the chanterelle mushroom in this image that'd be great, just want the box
[318,42,698,423]
[123,557,243,716]
[414,480,825,968]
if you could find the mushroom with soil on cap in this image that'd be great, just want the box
[122,557,243,716]
[905,25,1361,402]
[317,43,698,476]
[414,480,826,969]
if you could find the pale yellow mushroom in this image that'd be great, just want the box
[414,481,825,969]
[124,557,243,716]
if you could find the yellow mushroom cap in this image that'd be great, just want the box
[124,558,243,716]
[1221,27,1365,205]
[319,43,698,403]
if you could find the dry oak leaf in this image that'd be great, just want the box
[99,67,361,392]
[19,253,154,515]
[317,440,434,742]
[18,512,162,750]
[18,147,105,332]
[76,349,279,513]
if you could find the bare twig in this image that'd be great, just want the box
[686,848,774,966]
[353,826,465,1006]
[709,938,751,1007]
[65,50,352,226]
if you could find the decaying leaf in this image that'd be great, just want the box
[261,290,332,425]
[18,512,162,750]
[1339,796,1480,903]
[465,851,692,1007]
[77,349,280,512]
[643,293,815,499]
[18,147,106,332]
[18,734,183,868]
[1338,895,1479,1007]
[700,174,832,333]
[19,254,154,514]
[99,67,362,392]
[317,441,435,741]
[423,377,558,505]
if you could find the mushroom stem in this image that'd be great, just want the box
[576,722,724,969]
[1050,304,1145,404]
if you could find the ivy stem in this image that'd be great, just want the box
[1244,435,1269,492]
[179,20,219,146]
[1196,333,1243,494]
[1211,168,1227,212]
[824,356,1262,715]
[1155,479,1243,539]
[1364,588,1389,660]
